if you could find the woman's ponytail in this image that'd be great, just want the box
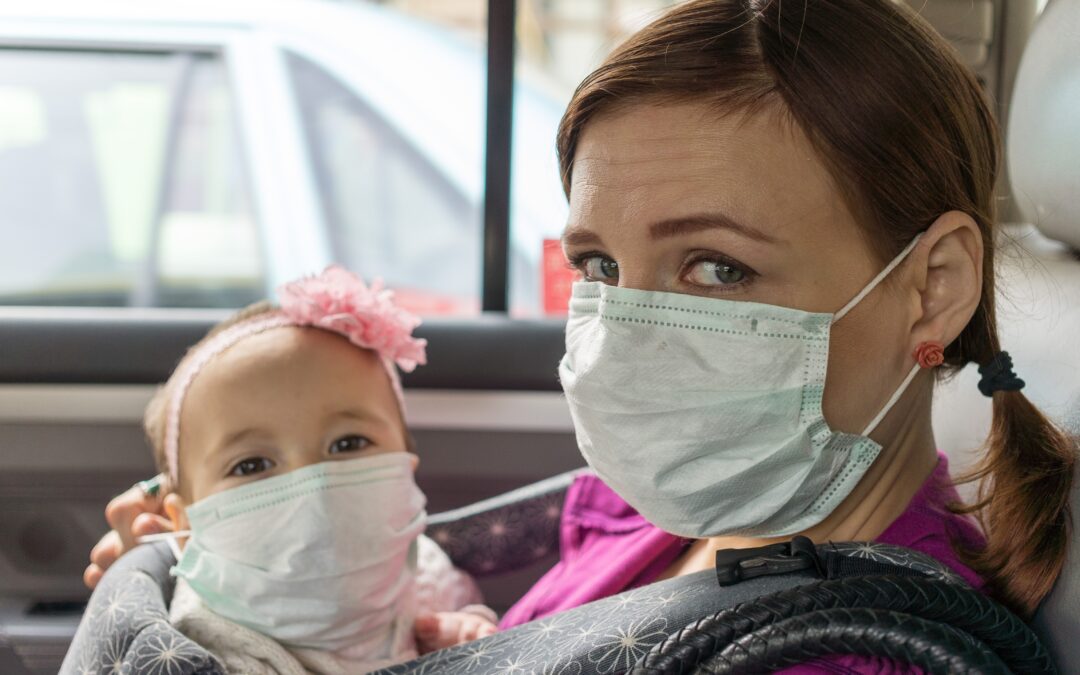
[954,376,1076,617]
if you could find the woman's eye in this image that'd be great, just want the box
[329,434,373,454]
[229,457,273,477]
[579,255,619,283]
[685,259,747,287]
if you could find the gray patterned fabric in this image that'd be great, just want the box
[60,470,581,675]
[425,470,581,578]
[373,542,965,675]
[61,467,965,675]
[61,540,223,675]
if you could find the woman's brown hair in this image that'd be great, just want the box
[556,0,1075,616]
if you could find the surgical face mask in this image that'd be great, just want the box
[559,236,923,539]
[170,452,427,654]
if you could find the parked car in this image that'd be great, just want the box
[0,0,569,315]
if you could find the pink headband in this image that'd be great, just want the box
[163,266,427,485]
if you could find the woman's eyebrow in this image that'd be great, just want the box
[649,214,780,244]
[561,228,604,247]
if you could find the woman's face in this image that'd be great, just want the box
[561,101,920,437]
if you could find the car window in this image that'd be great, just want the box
[286,51,482,315]
[0,48,260,308]
[508,1,683,316]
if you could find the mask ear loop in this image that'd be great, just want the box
[832,234,924,324]
[138,530,192,561]
[860,364,921,437]
[829,234,925,437]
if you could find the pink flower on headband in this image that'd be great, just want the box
[278,266,427,372]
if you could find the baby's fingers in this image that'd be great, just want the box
[83,564,104,590]
[458,617,497,644]
[89,530,123,574]
[415,613,463,653]
[414,612,441,644]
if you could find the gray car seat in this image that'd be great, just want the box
[60,471,574,675]
[63,467,1055,674]
[1007,0,1080,671]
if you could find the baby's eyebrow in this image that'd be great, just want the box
[333,408,387,424]
[219,427,266,449]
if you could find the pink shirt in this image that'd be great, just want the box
[500,454,986,674]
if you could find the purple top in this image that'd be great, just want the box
[500,454,986,674]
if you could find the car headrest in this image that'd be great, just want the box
[1007,0,1080,250]
[1032,391,1080,672]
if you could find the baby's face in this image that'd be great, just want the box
[174,326,413,505]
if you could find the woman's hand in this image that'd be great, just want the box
[414,610,498,653]
[84,477,174,589]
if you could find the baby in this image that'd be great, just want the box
[141,267,497,674]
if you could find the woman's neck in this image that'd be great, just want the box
[659,381,939,579]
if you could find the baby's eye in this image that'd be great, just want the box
[330,434,373,454]
[573,255,619,284]
[229,457,273,477]
[685,259,749,287]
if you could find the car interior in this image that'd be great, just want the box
[0,0,1077,673]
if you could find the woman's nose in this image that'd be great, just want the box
[614,263,671,293]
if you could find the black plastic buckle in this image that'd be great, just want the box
[715,535,823,586]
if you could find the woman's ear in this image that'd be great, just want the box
[907,210,984,350]
[163,493,190,532]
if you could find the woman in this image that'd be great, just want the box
[89,0,1073,658]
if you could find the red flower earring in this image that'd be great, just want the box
[913,341,945,368]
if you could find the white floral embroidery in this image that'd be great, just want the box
[539,659,584,675]
[492,652,539,675]
[452,640,499,673]
[97,636,127,675]
[555,619,606,653]
[93,590,139,634]
[130,626,207,675]
[587,616,669,674]
[609,592,641,611]
[515,611,579,651]
[639,586,693,612]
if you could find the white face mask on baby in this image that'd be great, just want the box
[169,452,427,654]
[559,236,923,539]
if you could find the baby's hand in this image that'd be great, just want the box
[415,610,498,653]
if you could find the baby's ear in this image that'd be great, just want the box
[163,493,190,532]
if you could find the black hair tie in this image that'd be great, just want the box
[977,351,1025,397]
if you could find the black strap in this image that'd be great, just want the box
[822,551,926,579]
[715,536,926,587]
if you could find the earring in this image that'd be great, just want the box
[912,341,945,368]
